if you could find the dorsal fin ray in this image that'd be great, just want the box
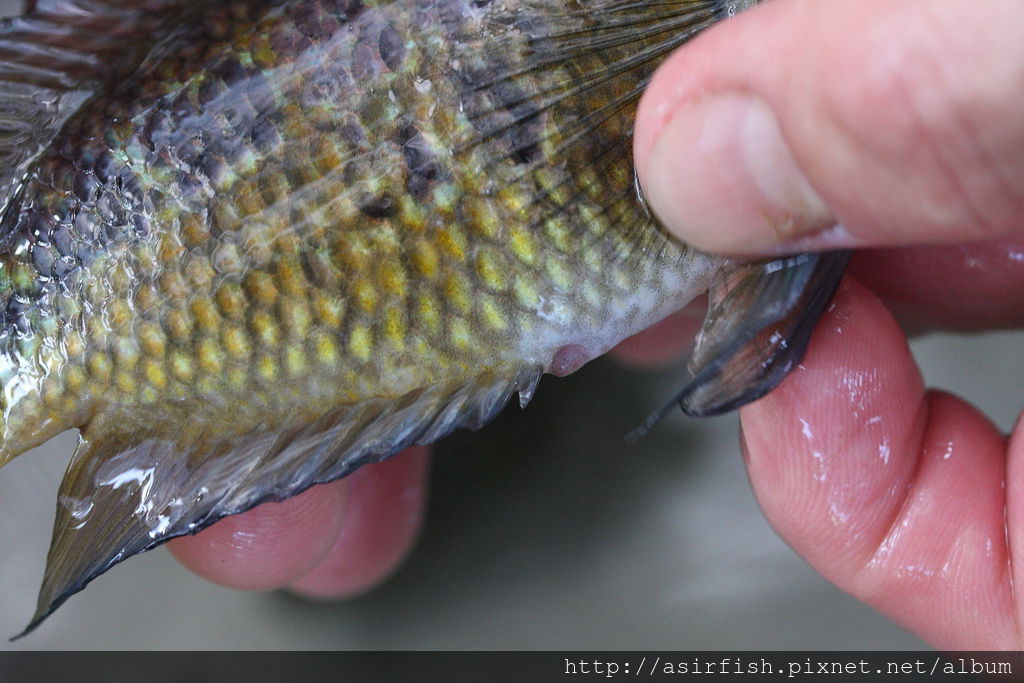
[467,0,719,90]
[445,0,731,269]
[0,0,191,215]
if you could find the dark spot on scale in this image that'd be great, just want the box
[483,78,543,165]
[250,117,282,153]
[101,217,122,243]
[358,194,395,219]
[472,0,491,6]
[507,124,541,165]
[169,92,200,126]
[94,150,119,185]
[293,2,339,40]
[197,152,225,186]
[174,135,203,169]
[326,0,363,19]
[52,257,75,280]
[57,135,77,162]
[173,169,201,198]
[51,223,73,259]
[197,76,228,106]
[468,72,544,166]
[299,67,346,113]
[245,70,276,115]
[73,210,98,243]
[31,244,54,278]
[4,297,30,335]
[200,133,230,169]
[406,174,433,201]
[338,117,368,148]
[26,211,52,245]
[398,122,441,199]
[141,110,171,150]
[378,22,405,71]
[220,106,242,130]
[131,213,150,239]
[350,42,379,82]
[74,240,95,267]
[214,55,250,87]
[220,101,258,142]
[299,249,338,289]
[119,174,145,214]
[72,172,98,203]
[269,23,310,56]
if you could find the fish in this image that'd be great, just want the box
[0,0,848,635]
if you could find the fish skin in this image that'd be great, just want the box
[0,0,847,633]
[0,0,714,463]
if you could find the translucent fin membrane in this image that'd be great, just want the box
[17,366,542,638]
[630,250,850,439]
[455,0,730,262]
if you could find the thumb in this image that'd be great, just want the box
[634,0,1024,255]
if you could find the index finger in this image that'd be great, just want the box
[741,277,1020,649]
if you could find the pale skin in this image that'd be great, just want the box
[169,0,1024,649]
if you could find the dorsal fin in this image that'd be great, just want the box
[451,0,728,263]
[0,0,188,215]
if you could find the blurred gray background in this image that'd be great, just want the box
[0,0,1020,651]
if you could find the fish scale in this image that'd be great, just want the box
[0,0,850,634]
[1,0,694,456]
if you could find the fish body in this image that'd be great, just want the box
[1,0,711,460]
[0,0,846,632]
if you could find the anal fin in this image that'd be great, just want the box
[16,366,542,637]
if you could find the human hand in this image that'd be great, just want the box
[624,0,1024,649]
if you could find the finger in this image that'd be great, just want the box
[1006,411,1024,627]
[849,235,1024,332]
[635,0,1024,254]
[287,446,429,599]
[167,478,348,591]
[167,446,428,593]
[741,277,1017,649]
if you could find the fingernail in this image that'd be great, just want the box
[641,93,835,254]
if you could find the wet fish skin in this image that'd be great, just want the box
[0,0,709,462]
[0,0,847,633]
